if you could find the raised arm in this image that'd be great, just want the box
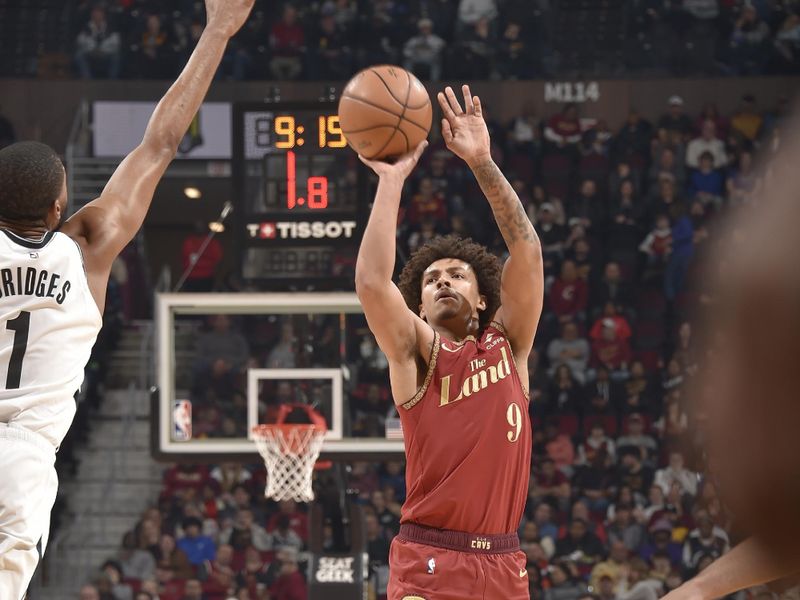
[61,0,255,308]
[662,537,800,600]
[355,143,435,405]
[437,85,544,358]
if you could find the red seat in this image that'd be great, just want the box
[635,350,662,372]
[554,413,580,437]
[582,414,618,437]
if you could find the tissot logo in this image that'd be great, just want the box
[247,221,357,240]
[315,557,355,583]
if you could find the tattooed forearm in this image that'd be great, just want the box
[471,159,540,249]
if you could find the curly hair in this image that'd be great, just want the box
[0,142,64,221]
[398,235,503,332]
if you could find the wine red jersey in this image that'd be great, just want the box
[398,322,532,535]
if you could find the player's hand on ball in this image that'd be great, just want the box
[437,85,491,168]
[359,141,428,182]
[205,0,256,38]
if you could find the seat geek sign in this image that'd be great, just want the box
[308,553,367,600]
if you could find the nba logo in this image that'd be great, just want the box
[173,400,192,441]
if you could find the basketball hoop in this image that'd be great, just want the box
[252,422,326,503]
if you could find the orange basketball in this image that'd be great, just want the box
[338,65,432,160]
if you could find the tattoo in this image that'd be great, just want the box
[471,160,539,248]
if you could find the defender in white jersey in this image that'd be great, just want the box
[0,1,255,597]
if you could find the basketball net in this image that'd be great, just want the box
[252,423,326,503]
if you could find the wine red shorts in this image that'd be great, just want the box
[387,524,530,600]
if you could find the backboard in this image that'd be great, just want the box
[153,292,406,462]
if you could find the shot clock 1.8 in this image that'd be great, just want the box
[234,102,366,287]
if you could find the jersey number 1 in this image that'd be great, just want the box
[5,311,30,389]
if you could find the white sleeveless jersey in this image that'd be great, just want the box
[0,229,102,448]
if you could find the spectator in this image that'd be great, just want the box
[79,584,101,600]
[726,149,756,205]
[365,512,390,572]
[606,504,645,552]
[177,517,216,566]
[496,21,532,79]
[545,105,583,148]
[555,519,605,564]
[195,314,250,372]
[547,321,591,383]
[75,6,121,79]
[547,364,584,416]
[100,560,134,600]
[543,562,586,600]
[270,546,307,600]
[457,17,495,79]
[640,518,682,565]
[657,96,693,141]
[309,4,354,80]
[685,120,728,168]
[407,177,448,226]
[576,422,616,467]
[589,539,629,591]
[182,578,205,600]
[154,533,193,580]
[681,511,729,570]
[119,531,156,582]
[135,14,175,79]
[403,18,446,81]
[639,214,673,269]
[621,557,663,600]
[687,151,724,207]
[267,500,308,542]
[202,543,236,596]
[693,102,729,139]
[267,6,305,80]
[266,322,296,368]
[544,419,576,474]
[550,260,589,323]
[590,319,632,379]
[614,109,654,163]
[617,448,654,499]
[181,222,223,292]
[533,502,560,543]
[567,180,604,236]
[654,451,698,497]
[457,0,498,28]
[591,264,634,316]
[730,94,763,142]
[538,203,569,273]
[533,457,572,509]
[220,508,272,551]
[617,414,658,464]
[648,147,686,189]
[730,5,771,74]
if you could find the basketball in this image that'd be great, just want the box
[338,65,432,160]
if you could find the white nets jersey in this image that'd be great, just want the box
[0,229,102,448]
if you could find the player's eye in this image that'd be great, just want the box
[453,272,464,279]
[425,277,436,284]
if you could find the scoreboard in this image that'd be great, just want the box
[232,102,367,289]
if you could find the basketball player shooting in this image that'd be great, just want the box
[0,1,254,597]
[355,85,544,600]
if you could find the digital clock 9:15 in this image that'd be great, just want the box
[273,115,347,212]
